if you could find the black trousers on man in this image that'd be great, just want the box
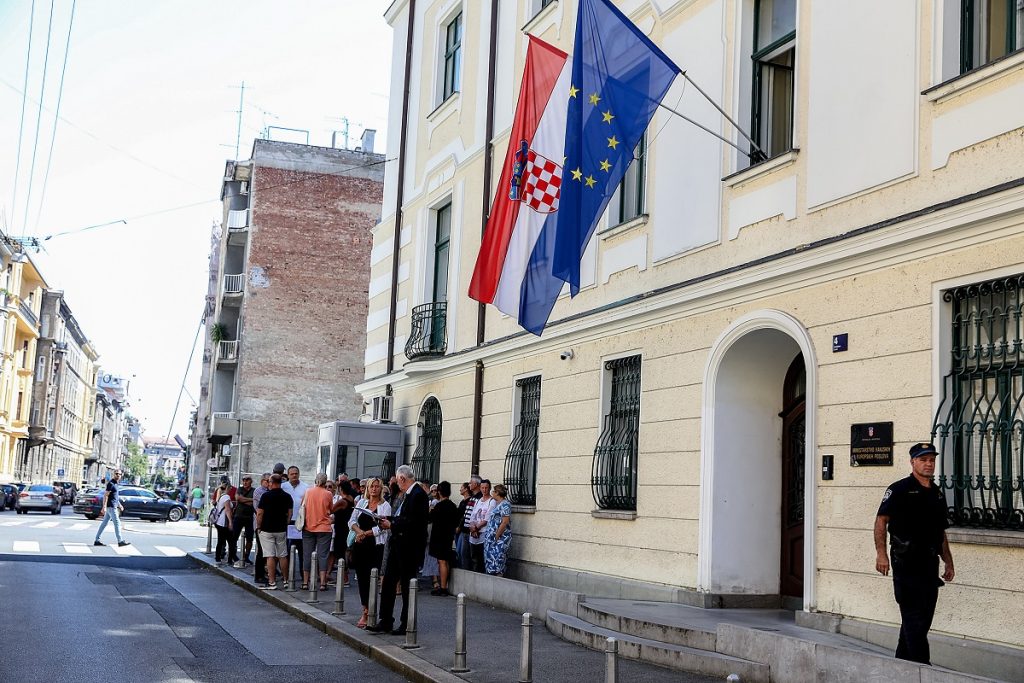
[254,531,267,583]
[377,548,417,629]
[892,557,940,665]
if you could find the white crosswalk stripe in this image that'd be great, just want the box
[112,543,142,556]
[33,521,60,528]
[63,543,93,554]
[0,520,28,526]
[13,540,39,552]
[155,546,186,557]
[68,523,90,531]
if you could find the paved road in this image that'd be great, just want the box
[0,507,410,682]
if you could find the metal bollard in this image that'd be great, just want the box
[205,520,213,553]
[518,612,533,683]
[332,558,346,615]
[451,593,469,673]
[604,637,618,683]
[287,546,299,591]
[308,551,318,603]
[367,568,379,628]
[403,578,420,649]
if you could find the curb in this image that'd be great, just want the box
[188,552,466,683]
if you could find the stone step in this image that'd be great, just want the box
[546,611,770,683]
[577,600,719,651]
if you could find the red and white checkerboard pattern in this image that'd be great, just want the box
[521,150,562,214]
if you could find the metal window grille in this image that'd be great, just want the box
[932,273,1024,530]
[410,397,442,485]
[592,355,641,510]
[504,376,541,506]
[381,451,397,484]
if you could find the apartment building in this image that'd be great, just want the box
[27,291,99,484]
[359,0,1024,657]
[193,137,386,484]
[89,373,132,483]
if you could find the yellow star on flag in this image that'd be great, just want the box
[599,159,611,172]
[585,175,597,188]
[569,85,579,99]
[588,93,600,105]
[571,167,583,181]
[607,135,619,149]
[602,110,615,124]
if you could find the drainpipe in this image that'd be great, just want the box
[386,0,417,375]
[470,0,500,475]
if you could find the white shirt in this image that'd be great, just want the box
[468,496,496,545]
[282,480,309,540]
[349,498,392,545]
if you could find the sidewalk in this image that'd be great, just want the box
[189,552,718,683]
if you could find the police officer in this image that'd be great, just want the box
[874,442,955,664]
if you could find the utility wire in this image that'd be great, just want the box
[162,315,203,462]
[32,0,77,235]
[20,0,57,236]
[38,155,394,241]
[10,0,37,232]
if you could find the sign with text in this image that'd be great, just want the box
[850,422,894,466]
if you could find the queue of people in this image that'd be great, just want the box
[206,462,516,636]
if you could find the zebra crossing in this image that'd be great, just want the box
[0,514,206,558]
[4,538,200,556]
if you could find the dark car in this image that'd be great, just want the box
[0,483,19,510]
[53,480,78,505]
[74,486,187,522]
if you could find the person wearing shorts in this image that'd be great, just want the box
[256,474,293,589]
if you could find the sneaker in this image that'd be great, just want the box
[117,541,131,547]
[283,582,290,590]
[260,584,277,591]
[93,541,104,546]
[233,561,245,569]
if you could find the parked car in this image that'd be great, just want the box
[0,483,19,510]
[52,480,79,505]
[74,486,187,522]
[16,484,62,514]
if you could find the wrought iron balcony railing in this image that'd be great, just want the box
[405,302,448,360]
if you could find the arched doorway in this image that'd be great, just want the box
[698,310,817,609]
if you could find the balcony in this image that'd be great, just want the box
[222,274,244,303]
[404,302,448,360]
[227,209,249,230]
[19,299,37,327]
[216,340,239,364]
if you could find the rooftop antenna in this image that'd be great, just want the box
[233,81,245,159]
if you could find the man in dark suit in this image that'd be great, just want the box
[367,464,429,635]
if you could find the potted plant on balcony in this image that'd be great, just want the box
[210,323,228,344]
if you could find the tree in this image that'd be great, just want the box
[124,442,148,483]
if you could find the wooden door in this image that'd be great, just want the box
[780,355,805,599]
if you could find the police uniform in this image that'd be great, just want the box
[877,450,949,665]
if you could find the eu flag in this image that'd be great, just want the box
[551,0,681,293]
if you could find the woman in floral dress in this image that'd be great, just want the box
[483,484,512,576]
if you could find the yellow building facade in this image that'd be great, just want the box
[361,0,1024,654]
[0,245,46,482]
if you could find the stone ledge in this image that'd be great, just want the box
[510,504,536,514]
[591,509,637,520]
[946,527,1024,548]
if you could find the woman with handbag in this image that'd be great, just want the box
[349,477,391,628]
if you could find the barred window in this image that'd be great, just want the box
[504,376,541,506]
[410,397,442,485]
[932,273,1024,530]
[592,355,641,510]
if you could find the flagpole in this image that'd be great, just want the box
[655,100,751,156]
[679,71,767,160]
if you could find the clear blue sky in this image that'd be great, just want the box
[0,1,392,441]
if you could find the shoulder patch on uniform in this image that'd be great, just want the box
[881,488,892,502]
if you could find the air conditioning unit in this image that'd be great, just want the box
[372,396,393,423]
[239,181,248,195]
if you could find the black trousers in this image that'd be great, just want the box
[254,531,267,583]
[230,515,254,559]
[892,559,940,665]
[215,524,238,563]
[471,542,485,573]
[377,550,415,627]
[354,543,385,608]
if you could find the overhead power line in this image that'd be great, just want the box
[10,0,37,231]
[32,0,77,235]
[21,0,57,237]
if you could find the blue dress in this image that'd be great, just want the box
[483,499,512,575]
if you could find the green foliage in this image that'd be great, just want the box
[124,442,148,481]
[210,323,227,343]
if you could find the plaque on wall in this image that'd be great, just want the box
[850,422,894,466]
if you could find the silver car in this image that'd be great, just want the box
[16,484,62,514]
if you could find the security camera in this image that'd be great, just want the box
[559,349,574,361]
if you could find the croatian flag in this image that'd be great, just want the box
[469,0,680,335]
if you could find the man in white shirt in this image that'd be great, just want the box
[281,465,310,576]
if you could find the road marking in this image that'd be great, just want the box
[33,521,60,528]
[63,543,93,554]
[112,543,142,556]
[0,520,28,526]
[68,523,90,531]
[155,546,186,557]
[13,541,39,552]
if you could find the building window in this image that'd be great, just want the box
[592,355,641,511]
[442,13,463,102]
[504,376,541,506]
[410,397,443,485]
[609,134,646,226]
[933,273,1024,530]
[961,0,1024,73]
[751,0,796,162]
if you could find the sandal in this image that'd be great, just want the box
[300,583,310,591]
[318,584,328,592]
[357,608,368,629]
